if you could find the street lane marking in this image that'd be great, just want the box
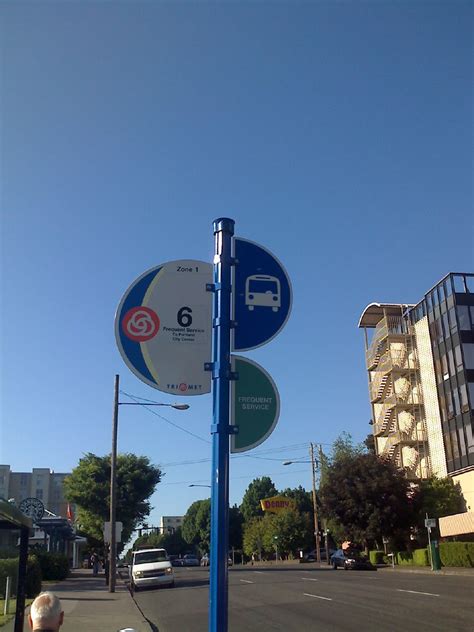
[397,589,440,597]
[240,579,254,584]
[304,593,332,601]
[253,571,265,574]
[301,577,318,581]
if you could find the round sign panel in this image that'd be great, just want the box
[115,260,213,395]
[19,497,45,522]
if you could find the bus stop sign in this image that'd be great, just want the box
[232,238,292,351]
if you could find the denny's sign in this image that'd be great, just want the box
[260,495,297,514]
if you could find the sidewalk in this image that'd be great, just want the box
[4,568,151,632]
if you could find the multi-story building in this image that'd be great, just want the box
[359,272,474,514]
[0,465,72,518]
[160,515,184,533]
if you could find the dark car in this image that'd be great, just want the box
[182,554,200,567]
[330,549,376,571]
[304,548,336,563]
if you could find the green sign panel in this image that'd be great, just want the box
[230,356,280,453]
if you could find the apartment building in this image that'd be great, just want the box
[160,516,184,533]
[359,272,474,513]
[0,465,71,518]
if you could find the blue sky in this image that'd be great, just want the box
[1,2,472,535]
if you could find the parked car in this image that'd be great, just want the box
[330,549,376,571]
[303,548,336,563]
[200,553,233,567]
[182,554,200,567]
[130,548,175,590]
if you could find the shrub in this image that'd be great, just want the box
[369,550,385,565]
[32,551,69,581]
[396,551,413,565]
[26,556,42,598]
[0,559,18,597]
[412,548,429,566]
[439,542,474,568]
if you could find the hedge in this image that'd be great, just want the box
[439,542,474,568]
[369,550,385,565]
[396,549,429,566]
[32,551,69,581]
[0,556,42,598]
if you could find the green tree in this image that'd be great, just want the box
[229,505,244,550]
[131,527,188,556]
[265,509,313,558]
[414,477,466,526]
[240,477,277,522]
[243,516,271,559]
[331,432,365,463]
[182,499,211,552]
[320,453,414,550]
[280,486,313,514]
[64,452,161,547]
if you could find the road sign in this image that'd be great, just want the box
[232,238,292,351]
[115,260,212,395]
[103,521,123,543]
[230,355,280,453]
[425,518,436,529]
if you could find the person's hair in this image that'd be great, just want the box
[30,592,62,623]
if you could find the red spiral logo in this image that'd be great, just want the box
[122,307,160,342]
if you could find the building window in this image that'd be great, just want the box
[458,426,467,458]
[468,383,474,410]
[453,275,466,293]
[465,423,474,455]
[458,306,471,331]
[462,344,474,370]
[460,384,469,412]
[445,278,453,297]
[441,354,449,381]
[465,276,474,293]
[453,389,460,416]
[20,475,27,486]
[447,349,456,376]
[451,429,460,459]
[448,308,458,334]
[454,345,463,371]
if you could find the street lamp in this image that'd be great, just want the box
[283,443,322,564]
[109,374,190,593]
[188,484,211,488]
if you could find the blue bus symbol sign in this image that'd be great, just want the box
[245,275,281,312]
[233,238,292,351]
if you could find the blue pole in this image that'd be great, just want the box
[209,217,234,632]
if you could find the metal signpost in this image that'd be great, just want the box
[208,219,292,632]
[114,220,292,632]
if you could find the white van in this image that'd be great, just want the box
[130,548,174,590]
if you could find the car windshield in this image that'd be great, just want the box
[134,551,168,564]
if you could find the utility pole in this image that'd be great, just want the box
[310,443,321,563]
[319,444,330,565]
[109,374,119,592]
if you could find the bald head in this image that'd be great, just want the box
[28,592,64,631]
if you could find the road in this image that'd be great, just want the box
[131,564,474,632]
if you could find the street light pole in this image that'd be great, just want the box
[309,443,321,564]
[108,376,190,593]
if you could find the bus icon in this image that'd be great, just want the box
[245,275,281,312]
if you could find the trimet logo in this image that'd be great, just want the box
[166,383,203,392]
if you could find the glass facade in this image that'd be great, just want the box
[409,273,474,473]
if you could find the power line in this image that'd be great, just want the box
[120,391,210,445]
[159,468,309,486]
